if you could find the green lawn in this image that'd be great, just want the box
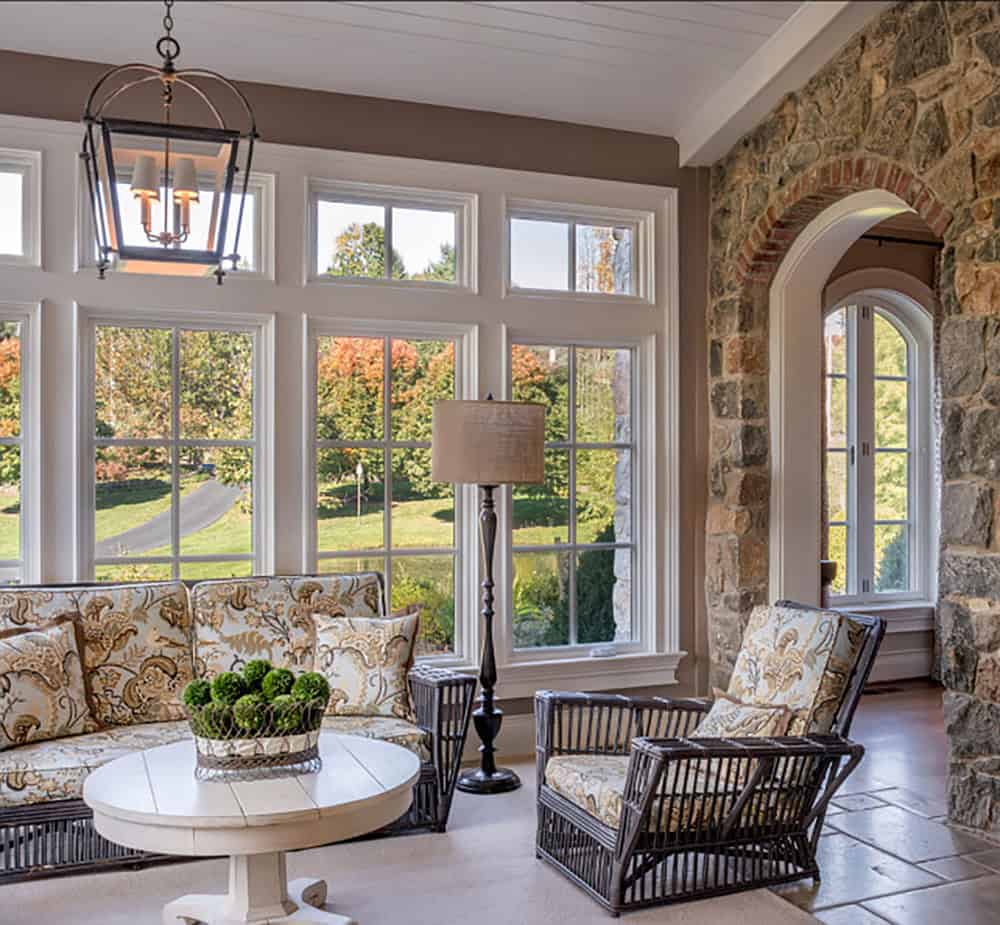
[0,486,18,560]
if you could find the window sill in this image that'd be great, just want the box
[436,651,686,700]
[836,600,935,634]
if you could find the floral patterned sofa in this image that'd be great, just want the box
[0,574,475,884]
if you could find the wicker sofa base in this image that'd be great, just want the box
[536,790,819,916]
[0,766,445,885]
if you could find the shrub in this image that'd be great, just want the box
[261,667,295,701]
[242,659,272,692]
[182,679,212,709]
[271,694,303,734]
[291,671,330,706]
[233,693,266,734]
[211,671,246,706]
[192,702,228,738]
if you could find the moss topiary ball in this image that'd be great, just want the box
[232,693,266,734]
[182,679,212,709]
[271,694,303,734]
[291,671,330,707]
[211,671,247,706]
[242,659,273,692]
[261,667,295,702]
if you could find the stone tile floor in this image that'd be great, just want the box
[770,681,1000,923]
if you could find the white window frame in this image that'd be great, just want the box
[305,178,477,291]
[0,147,41,268]
[303,315,479,667]
[76,170,276,281]
[77,306,276,581]
[500,328,659,667]
[824,288,934,608]
[504,197,654,303]
[0,301,40,582]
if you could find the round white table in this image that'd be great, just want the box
[83,731,420,925]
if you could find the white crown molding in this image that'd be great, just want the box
[678,1,892,166]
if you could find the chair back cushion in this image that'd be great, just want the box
[0,618,99,748]
[0,582,193,726]
[726,603,860,734]
[315,609,418,721]
[192,573,384,677]
[693,689,794,738]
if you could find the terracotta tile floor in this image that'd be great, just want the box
[772,681,1000,924]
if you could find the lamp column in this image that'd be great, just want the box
[457,484,520,794]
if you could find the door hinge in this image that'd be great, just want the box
[861,305,871,321]
[862,578,871,593]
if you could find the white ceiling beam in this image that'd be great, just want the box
[677,1,892,166]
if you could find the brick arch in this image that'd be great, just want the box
[736,156,952,287]
[705,155,951,689]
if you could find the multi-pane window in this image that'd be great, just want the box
[509,218,634,295]
[91,322,258,581]
[509,342,635,649]
[0,170,23,258]
[0,320,23,581]
[824,301,921,600]
[311,189,461,285]
[314,334,459,655]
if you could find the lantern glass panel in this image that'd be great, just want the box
[96,122,240,265]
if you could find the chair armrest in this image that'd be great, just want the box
[614,734,864,851]
[408,665,476,796]
[534,690,711,790]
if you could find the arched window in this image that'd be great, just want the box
[823,289,934,605]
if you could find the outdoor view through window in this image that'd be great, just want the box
[93,324,256,580]
[510,344,634,649]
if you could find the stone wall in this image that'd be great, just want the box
[707,0,1000,831]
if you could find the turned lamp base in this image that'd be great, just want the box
[456,766,521,795]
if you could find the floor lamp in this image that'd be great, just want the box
[431,395,545,794]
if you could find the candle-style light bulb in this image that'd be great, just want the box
[130,155,161,234]
[171,157,200,236]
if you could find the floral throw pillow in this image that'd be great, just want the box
[0,618,100,750]
[693,689,794,739]
[315,609,419,722]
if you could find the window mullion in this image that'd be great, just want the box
[383,335,393,607]
[855,305,876,596]
[568,345,578,646]
[170,327,181,579]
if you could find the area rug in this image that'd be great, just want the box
[3,760,816,924]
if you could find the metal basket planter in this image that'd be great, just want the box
[186,699,327,782]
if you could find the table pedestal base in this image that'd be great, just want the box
[164,852,356,925]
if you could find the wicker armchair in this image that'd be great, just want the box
[535,605,884,915]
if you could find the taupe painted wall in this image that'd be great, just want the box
[829,238,938,288]
[0,49,711,701]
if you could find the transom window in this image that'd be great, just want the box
[0,148,40,267]
[509,341,636,650]
[824,295,932,603]
[87,320,261,581]
[313,331,464,656]
[505,199,652,300]
[308,180,475,288]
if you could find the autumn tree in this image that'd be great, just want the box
[0,325,20,487]
[412,242,456,283]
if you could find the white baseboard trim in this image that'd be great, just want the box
[868,647,933,684]
[461,712,537,764]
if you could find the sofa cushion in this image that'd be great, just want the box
[544,754,743,831]
[315,610,418,722]
[0,618,99,749]
[192,574,385,677]
[726,603,845,734]
[0,716,430,808]
[0,721,191,807]
[322,715,431,763]
[0,583,194,727]
[810,615,867,734]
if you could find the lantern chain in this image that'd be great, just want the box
[156,0,180,72]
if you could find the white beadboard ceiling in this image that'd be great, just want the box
[0,1,890,165]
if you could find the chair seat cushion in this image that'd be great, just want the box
[0,721,192,808]
[322,715,431,763]
[544,754,742,831]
